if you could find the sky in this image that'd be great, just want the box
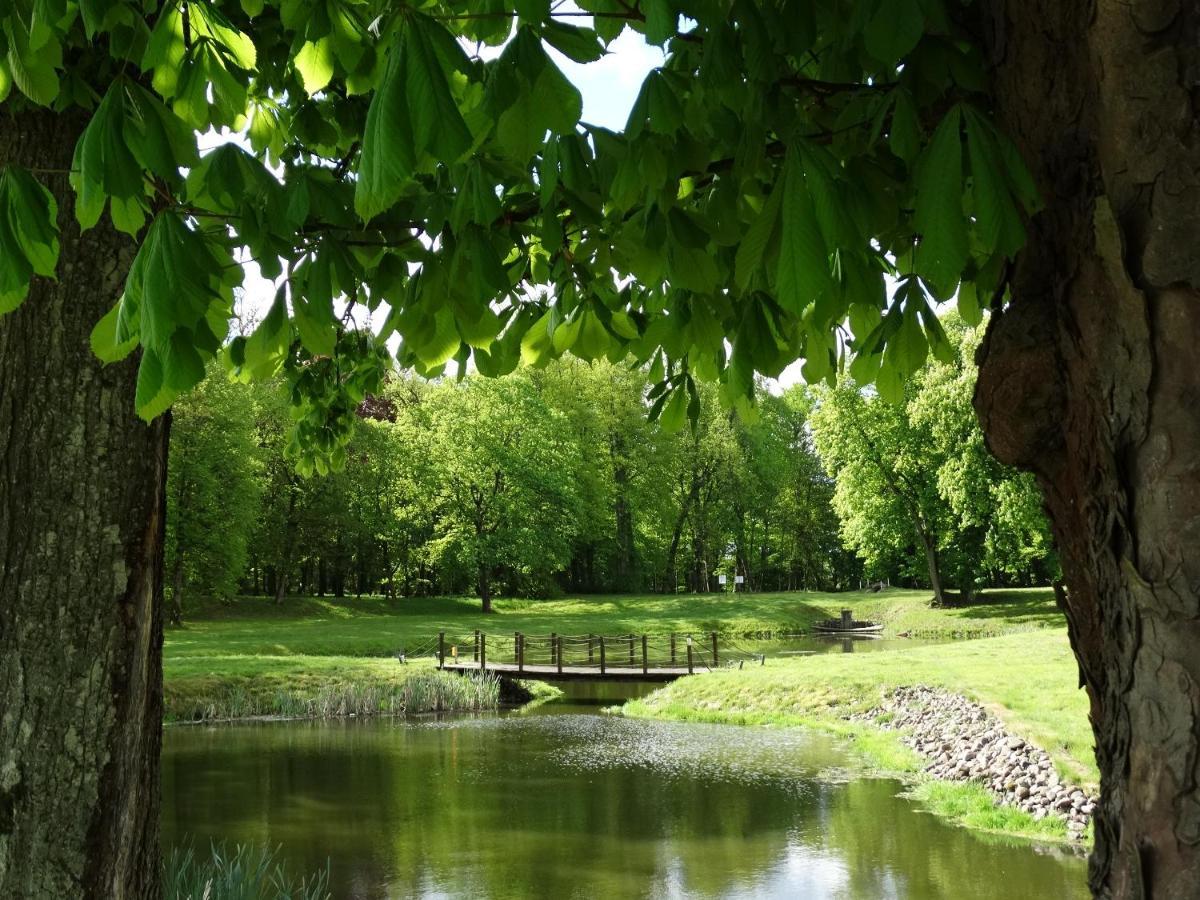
[230,22,804,388]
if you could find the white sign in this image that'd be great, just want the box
[718,574,727,585]
[735,575,745,584]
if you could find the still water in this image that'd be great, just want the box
[162,683,1087,899]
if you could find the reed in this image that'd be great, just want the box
[163,842,330,900]
[166,670,500,723]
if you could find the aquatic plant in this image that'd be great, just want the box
[167,670,500,723]
[163,842,330,900]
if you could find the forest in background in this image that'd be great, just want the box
[167,317,1055,619]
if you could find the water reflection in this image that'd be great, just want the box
[163,712,1086,899]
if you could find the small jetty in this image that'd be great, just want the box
[812,609,883,635]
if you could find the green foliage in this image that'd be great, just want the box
[811,314,1054,595]
[0,0,1040,465]
[163,842,330,900]
[0,165,58,312]
[165,366,264,615]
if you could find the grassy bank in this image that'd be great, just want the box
[164,587,1065,723]
[164,658,499,723]
[624,629,1094,843]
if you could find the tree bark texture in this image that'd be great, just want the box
[977,3,1200,895]
[0,109,166,898]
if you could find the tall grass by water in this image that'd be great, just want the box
[167,669,499,723]
[164,843,330,900]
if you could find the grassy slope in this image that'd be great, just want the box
[164,588,1062,713]
[625,628,1095,842]
[169,586,1062,659]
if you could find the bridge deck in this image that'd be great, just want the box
[439,661,703,683]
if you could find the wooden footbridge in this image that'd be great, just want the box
[433,630,762,683]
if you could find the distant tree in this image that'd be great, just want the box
[812,317,1052,603]
[164,369,262,622]
[427,374,580,611]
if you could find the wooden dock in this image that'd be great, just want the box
[431,630,756,683]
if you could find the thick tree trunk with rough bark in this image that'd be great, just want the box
[0,109,165,898]
[976,3,1200,895]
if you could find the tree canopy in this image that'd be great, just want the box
[810,316,1053,604]
[168,358,870,613]
[0,0,1038,459]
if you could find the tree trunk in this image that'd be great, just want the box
[168,550,185,627]
[976,4,1200,895]
[610,434,636,591]
[478,563,492,614]
[918,529,947,607]
[0,108,165,898]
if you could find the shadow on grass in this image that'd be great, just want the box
[938,590,1065,628]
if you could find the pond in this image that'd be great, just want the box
[162,688,1088,899]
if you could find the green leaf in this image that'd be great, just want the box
[2,167,59,277]
[355,42,416,219]
[864,0,923,64]
[643,0,677,45]
[406,16,473,163]
[776,153,833,315]
[163,329,207,392]
[135,345,166,417]
[889,89,920,163]
[4,15,61,106]
[90,303,139,363]
[913,108,967,293]
[957,280,982,327]
[964,107,1027,258]
[295,37,335,95]
[189,1,257,70]
[242,291,290,379]
[735,182,783,289]
[0,167,59,314]
[541,21,604,62]
[658,386,688,433]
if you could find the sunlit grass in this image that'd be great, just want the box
[624,629,1096,788]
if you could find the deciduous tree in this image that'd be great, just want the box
[0,1,1194,894]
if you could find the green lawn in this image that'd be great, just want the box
[168,586,1063,660]
[164,586,1069,724]
[626,628,1096,787]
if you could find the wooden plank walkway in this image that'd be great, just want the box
[439,661,701,683]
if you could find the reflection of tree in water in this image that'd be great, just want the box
[824,779,1087,900]
[162,717,1086,899]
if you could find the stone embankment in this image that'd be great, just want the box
[853,685,1095,841]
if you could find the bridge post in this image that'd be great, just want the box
[556,636,563,674]
[670,633,676,665]
[599,636,606,674]
[517,633,525,673]
[514,631,519,659]
[473,629,479,662]
[642,635,648,674]
[550,632,557,666]
[588,634,594,664]
[480,633,486,672]
[628,634,635,665]
[686,639,694,674]
[438,632,445,668]
[711,632,718,667]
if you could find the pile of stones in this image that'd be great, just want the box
[853,685,1095,841]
